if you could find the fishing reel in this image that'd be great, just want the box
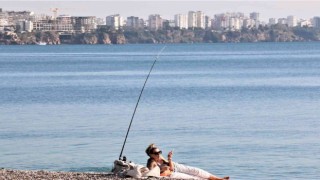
[119,156,127,162]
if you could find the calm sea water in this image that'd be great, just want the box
[0,43,319,179]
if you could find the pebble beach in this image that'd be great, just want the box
[0,169,166,180]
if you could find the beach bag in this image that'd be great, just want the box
[112,160,133,177]
[112,159,160,178]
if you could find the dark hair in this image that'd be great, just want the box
[145,143,157,156]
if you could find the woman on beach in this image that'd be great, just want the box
[145,144,229,180]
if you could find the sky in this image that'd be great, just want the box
[1,0,320,22]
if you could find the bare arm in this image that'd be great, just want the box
[147,159,158,170]
[168,150,174,171]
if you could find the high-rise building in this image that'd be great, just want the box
[174,14,188,29]
[126,16,144,29]
[213,14,229,30]
[148,14,162,30]
[196,11,205,29]
[16,20,34,32]
[72,16,97,32]
[313,17,320,29]
[229,17,241,30]
[106,14,123,30]
[213,13,244,30]
[188,11,197,28]
[188,11,206,29]
[287,16,297,27]
[25,20,33,32]
[205,16,211,29]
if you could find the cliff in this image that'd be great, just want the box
[1,25,319,45]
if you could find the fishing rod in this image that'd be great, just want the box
[118,46,166,160]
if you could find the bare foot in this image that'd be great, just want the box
[209,176,229,180]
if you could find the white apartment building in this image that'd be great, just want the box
[187,11,206,29]
[55,24,73,32]
[148,14,162,30]
[57,15,72,24]
[106,14,123,30]
[188,11,197,28]
[287,16,297,27]
[229,17,241,30]
[54,15,74,32]
[299,19,312,27]
[16,20,35,32]
[174,14,188,29]
[33,20,53,31]
[72,16,97,32]
[196,11,205,29]
[26,21,33,32]
[213,13,245,30]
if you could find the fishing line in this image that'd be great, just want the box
[118,46,166,160]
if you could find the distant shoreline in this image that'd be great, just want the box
[1,24,320,45]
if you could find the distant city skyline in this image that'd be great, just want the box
[1,1,320,22]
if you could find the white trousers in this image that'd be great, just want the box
[171,162,213,179]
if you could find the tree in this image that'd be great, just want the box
[293,27,317,41]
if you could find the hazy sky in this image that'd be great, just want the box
[1,0,320,22]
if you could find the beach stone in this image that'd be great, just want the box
[0,169,172,180]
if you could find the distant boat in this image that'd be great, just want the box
[37,42,47,45]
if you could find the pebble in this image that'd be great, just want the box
[0,169,136,180]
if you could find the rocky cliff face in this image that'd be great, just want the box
[110,33,126,44]
[36,31,61,45]
[101,33,112,44]
[0,31,61,45]
[1,26,319,45]
[0,32,21,44]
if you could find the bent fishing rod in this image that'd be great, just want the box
[118,46,166,160]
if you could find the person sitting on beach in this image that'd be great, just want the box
[146,144,230,180]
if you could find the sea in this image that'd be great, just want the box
[0,43,319,180]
